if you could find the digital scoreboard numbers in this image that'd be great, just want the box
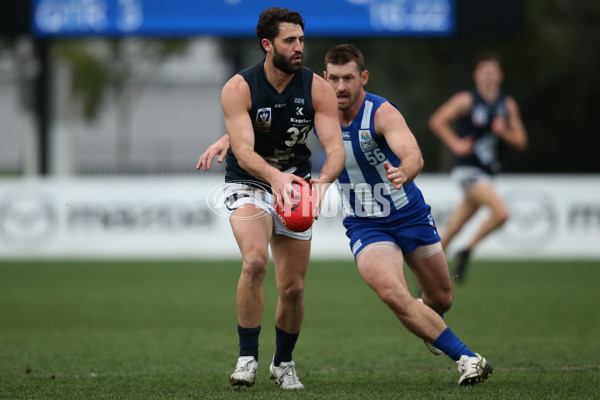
[32,0,454,37]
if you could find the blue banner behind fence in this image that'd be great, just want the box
[32,0,454,37]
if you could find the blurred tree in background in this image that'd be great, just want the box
[55,38,190,122]
[54,38,190,170]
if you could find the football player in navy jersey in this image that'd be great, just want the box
[429,51,528,282]
[198,7,345,390]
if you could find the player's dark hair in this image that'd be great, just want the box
[472,51,502,71]
[324,44,366,72]
[255,7,305,55]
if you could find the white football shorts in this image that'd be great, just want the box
[223,182,312,241]
[451,166,493,192]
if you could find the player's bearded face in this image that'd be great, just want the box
[272,43,303,74]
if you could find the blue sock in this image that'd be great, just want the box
[432,327,477,361]
[238,324,260,361]
[274,326,299,366]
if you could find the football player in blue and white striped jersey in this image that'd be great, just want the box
[322,44,493,386]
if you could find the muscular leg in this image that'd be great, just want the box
[270,234,311,334]
[441,195,479,251]
[356,245,447,343]
[465,183,509,250]
[229,205,273,328]
[270,234,310,367]
[357,244,482,371]
[405,248,453,315]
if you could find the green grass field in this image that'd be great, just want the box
[1,259,599,399]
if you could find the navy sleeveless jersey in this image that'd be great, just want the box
[336,92,429,221]
[455,89,508,175]
[225,59,315,189]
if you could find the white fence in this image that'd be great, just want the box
[0,174,599,260]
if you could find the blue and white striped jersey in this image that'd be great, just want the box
[337,92,428,220]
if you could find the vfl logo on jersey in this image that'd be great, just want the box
[472,104,489,127]
[254,107,272,132]
[359,130,377,151]
[294,97,305,104]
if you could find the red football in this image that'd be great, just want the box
[276,183,315,232]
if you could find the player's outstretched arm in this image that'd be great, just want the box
[377,102,423,190]
[310,74,346,216]
[429,91,474,157]
[196,134,230,171]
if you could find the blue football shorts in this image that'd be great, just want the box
[343,206,441,259]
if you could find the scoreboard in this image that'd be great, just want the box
[31,0,455,37]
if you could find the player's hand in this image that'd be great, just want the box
[196,135,230,171]
[309,179,331,220]
[270,173,307,212]
[383,161,407,190]
[451,136,474,157]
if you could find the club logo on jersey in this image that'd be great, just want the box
[359,130,377,151]
[473,135,500,167]
[472,104,489,126]
[427,213,439,237]
[428,213,436,228]
[254,107,272,132]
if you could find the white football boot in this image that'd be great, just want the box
[457,353,494,386]
[230,356,258,387]
[417,298,444,355]
[269,357,304,389]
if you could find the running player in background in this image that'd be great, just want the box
[429,51,528,282]
[198,7,345,390]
